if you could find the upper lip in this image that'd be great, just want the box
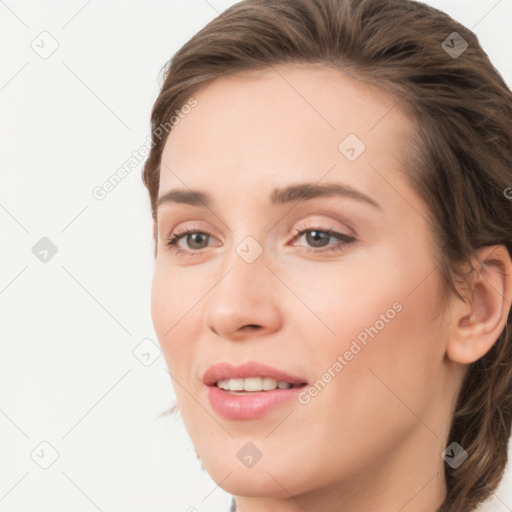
[203,361,308,387]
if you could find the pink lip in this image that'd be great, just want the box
[203,361,308,421]
[202,361,307,387]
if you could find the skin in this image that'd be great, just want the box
[150,63,512,512]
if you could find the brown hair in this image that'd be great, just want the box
[142,0,512,510]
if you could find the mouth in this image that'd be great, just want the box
[214,377,307,395]
[203,361,308,389]
[203,361,308,420]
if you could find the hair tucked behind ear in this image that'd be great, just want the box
[143,1,512,509]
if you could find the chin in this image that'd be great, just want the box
[215,474,300,499]
[202,454,307,498]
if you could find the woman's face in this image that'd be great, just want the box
[151,63,458,509]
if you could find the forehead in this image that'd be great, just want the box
[159,63,413,201]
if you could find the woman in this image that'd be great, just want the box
[142,0,512,510]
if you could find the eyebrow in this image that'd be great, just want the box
[156,182,381,211]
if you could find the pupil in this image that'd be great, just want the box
[188,233,208,249]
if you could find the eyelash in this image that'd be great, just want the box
[165,224,356,256]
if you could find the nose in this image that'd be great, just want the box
[203,245,282,341]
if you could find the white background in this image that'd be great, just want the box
[1,1,511,511]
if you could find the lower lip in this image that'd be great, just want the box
[206,385,305,420]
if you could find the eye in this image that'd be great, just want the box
[290,226,356,254]
[164,225,356,256]
[166,229,213,255]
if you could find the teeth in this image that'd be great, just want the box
[262,377,278,390]
[216,377,294,392]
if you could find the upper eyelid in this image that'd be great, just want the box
[168,222,349,239]
[165,212,354,235]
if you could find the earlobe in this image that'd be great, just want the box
[446,245,512,365]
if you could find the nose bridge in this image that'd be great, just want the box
[212,234,268,307]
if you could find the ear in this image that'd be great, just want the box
[446,245,512,364]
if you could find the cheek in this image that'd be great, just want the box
[302,238,444,362]
[294,251,445,441]
[286,237,442,373]
[150,262,200,375]
[150,263,172,344]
